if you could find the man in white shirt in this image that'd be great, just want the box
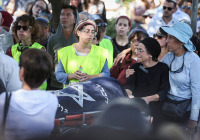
[148,0,178,37]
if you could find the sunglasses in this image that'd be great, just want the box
[170,53,186,73]
[181,5,191,10]
[163,6,173,11]
[16,25,31,31]
[153,33,167,39]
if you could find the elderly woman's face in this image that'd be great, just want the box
[136,43,152,63]
[77,25,95,43]
[166,34,183,52]
[32,1,47,18]
[17,21,32,42]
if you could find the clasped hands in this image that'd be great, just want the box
[72,70,91,82]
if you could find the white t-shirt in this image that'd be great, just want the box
[0,89,58,140]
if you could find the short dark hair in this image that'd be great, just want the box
[19,49,53,89]
[166,0,177,8]
[12,14,39,43]
[61,5,77,21]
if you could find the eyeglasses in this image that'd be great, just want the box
[136,48,147,54]
[16,25,31,31]
[170,53,186,73]
[153,33,167,39]
[181,5,191,10]
[82,30,96,35]
[163,6,173,11]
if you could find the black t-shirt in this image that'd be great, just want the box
[112,38,130,54]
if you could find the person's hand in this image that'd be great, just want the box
[186,120,197,134]
[126,66,135,78]
[72,70,83,80]
[113,51,127,66]
[141,96,150,104]
[125,89,134,98]
[79,73,92,82]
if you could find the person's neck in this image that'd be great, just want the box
[158,47,168,61]
[75,42,91,53]
[163,16,172,24]
[21,83,39,91]
[131,51,137,59]
[63,26,74,40]
[21,39,32,46]
[142,60,158,68]
[116,35,129,46]
[174,46,186,57]
[116,35,128,40]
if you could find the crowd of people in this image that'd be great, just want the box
[0,0,200,140]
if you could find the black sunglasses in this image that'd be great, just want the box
[16,25,31,31]
[153,33,167,39]
[163,6,173,11]
[181,5,191,10]
[170,53,186,73]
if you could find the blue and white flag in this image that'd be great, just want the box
[53,77,128,118]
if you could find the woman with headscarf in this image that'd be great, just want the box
[55,19,110,87]
[160,22,200,131]
[125,37,170,126]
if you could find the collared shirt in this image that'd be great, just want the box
[161,51,200,121]
[173,7,191,22]
[147,16,177,37]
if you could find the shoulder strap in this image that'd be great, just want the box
[1,92,12,139]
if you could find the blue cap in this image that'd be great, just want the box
[128,26,149,41]
[91,14,107,27]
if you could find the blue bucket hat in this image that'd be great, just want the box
[160,22,196,51]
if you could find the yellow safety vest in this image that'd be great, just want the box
[11,42,47,90]
[11,42,45,63]
[58,43,108,84]
[99,38,114,69]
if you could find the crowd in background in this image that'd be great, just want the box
[0,0,200,140]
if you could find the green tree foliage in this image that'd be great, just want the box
[106,18,117,38]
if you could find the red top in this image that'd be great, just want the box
[110,54,137,86]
